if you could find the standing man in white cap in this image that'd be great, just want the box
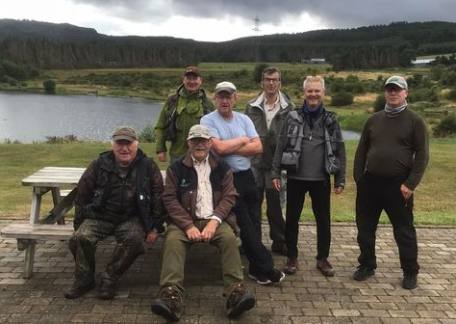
[353,75,429,289]
[201,81,285,285]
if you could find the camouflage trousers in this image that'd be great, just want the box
[69,217,146,284]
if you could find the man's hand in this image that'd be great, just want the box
[157,152,167,162]
[272,178,281,191]
[185,226,202,242]
[239,136,251,146]
[334,186,344,194]
[400,184,414,201]
[201,220,219,242]
[145,230,158,244]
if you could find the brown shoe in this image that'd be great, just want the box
[317,259,335,277]
[283,258,298,275]
[64,279,95,299]
[151,286,183,321]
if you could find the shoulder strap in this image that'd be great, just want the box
[294,121,304,153]
[167,94,179,119]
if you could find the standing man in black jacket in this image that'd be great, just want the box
[353,76,429,289]
[65,127,164,300]
[245,66,294,255]
[272,76,346,277]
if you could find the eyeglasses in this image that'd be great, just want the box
[263,77,281,83]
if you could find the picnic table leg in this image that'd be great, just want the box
[30,188,42,224]
[51,188,65,225]
[23,240,36,279]
[24,188,43,278]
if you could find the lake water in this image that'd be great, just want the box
[0,92,162,142]
[0,92,360,142]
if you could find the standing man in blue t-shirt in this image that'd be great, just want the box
[201,81,285,285]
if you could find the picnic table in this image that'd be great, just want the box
[1,166,166,278]
[1,167,85,278]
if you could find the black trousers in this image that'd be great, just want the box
[232,169,274,276]
[251,167,286,244]
[355,173,419,274]
[285,178,331,260]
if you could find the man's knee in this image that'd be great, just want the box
[216,226,238,248]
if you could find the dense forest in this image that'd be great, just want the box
[1,19,456,70]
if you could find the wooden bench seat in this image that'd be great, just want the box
[1,223,74,278]
[1,223,74,241]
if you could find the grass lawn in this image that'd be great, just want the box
[0,140,454,225]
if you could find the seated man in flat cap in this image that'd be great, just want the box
[151,124,255,321]
[65,126,165,300]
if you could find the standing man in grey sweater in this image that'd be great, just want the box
[353,75,429,290]
[272,76,346,277]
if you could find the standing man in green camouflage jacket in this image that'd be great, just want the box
[155,66,214,163]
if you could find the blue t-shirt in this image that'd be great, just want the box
[201,111,259,172]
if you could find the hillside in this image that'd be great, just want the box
[1,19,456,69]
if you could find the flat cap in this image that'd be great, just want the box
[385,75,408,90]
[112,126,138,142]
[187,124,212,140]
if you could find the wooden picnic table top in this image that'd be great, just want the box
[21,167,86,187]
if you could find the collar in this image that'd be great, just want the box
[191,154,210,166]
[183,151,218,169]
[384,101,408,116]
[250,91,289,111]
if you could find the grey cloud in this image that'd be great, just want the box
[73,0,171,22]
[72,0,456,29]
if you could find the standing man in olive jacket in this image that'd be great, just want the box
[65,127,164,300]
[272,76,346,277]
[245,66,294,255]
[151,125,255,321]
[155,66,214,163]
[353,76,429,290]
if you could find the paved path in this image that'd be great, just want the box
[1,220,455,323]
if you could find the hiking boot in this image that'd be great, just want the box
[402,273,418,290]
[64,279,95,299]
[317,259,335,277]
[271,241,287,256]
[151,286,183,322]
[283,258,298,275]
[226,283,255,318]
[98,275,117,300]
[353,266,375,281]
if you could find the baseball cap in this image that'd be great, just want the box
[384,75,408,90]
[112,126,138,142]
[183,66,201,77]
[187,124,212,140]
[214,81,237,94]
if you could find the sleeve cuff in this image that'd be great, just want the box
[211,215,222,224]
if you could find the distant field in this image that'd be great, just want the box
[0,140,454,225]
[2,62,455,134]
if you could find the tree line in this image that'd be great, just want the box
[2,19,456,70]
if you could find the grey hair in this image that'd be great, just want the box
[303,75,325,89]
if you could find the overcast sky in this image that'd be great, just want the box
[2,0,456,42]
